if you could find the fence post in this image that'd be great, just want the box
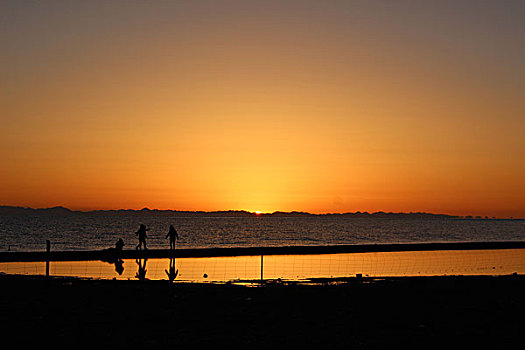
[46,240,50,277]
[260,254,264,284]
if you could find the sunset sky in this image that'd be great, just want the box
[1,1,524,217]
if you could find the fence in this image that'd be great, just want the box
[1,242,524,282]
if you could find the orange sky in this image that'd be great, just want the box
[1,1,524,217]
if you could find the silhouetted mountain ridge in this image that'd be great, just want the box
[0,206,73,216]
[0,205,478,219]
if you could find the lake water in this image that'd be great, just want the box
[1,215,524,252]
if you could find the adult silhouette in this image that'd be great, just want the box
[165,257,179,282]
[166,225,179,250]
[135,224,149,250]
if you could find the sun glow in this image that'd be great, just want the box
[1,2,524,218]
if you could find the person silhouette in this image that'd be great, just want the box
[165,225,179,250]
[136,258,148,281]
[165,257,179,282]
[115,238,124,252]
[101,243,125,276]
[135,224,149,250]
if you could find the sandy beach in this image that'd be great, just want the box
[1,274,523,349]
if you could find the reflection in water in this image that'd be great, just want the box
[115,259,124,275]
[136,258,148,281]
[165,258,179,282]
[1,249,524,282]
[101,252,125,275]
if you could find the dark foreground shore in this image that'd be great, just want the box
[1,274,524,349]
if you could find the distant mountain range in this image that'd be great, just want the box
[0,205,484,219]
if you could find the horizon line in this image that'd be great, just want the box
[0,205,521,219]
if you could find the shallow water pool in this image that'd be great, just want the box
[1,249,524,282]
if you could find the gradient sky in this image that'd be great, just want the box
[1,1,524,217]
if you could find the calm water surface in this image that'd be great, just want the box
[1,216,524,252]
[2,249,524,281]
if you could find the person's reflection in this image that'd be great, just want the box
[135,258,148,281]
[115,259,124,275]
[165,257,179,282]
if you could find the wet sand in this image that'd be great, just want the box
[1,274,523,349]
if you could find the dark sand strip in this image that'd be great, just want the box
[1,273,523,349]
[1,241,525,262]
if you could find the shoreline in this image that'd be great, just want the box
[2,240,524,262]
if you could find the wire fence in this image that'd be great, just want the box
[1,248,524,282]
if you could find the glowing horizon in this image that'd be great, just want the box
[1,204,521,219]
[1,1,524,218]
